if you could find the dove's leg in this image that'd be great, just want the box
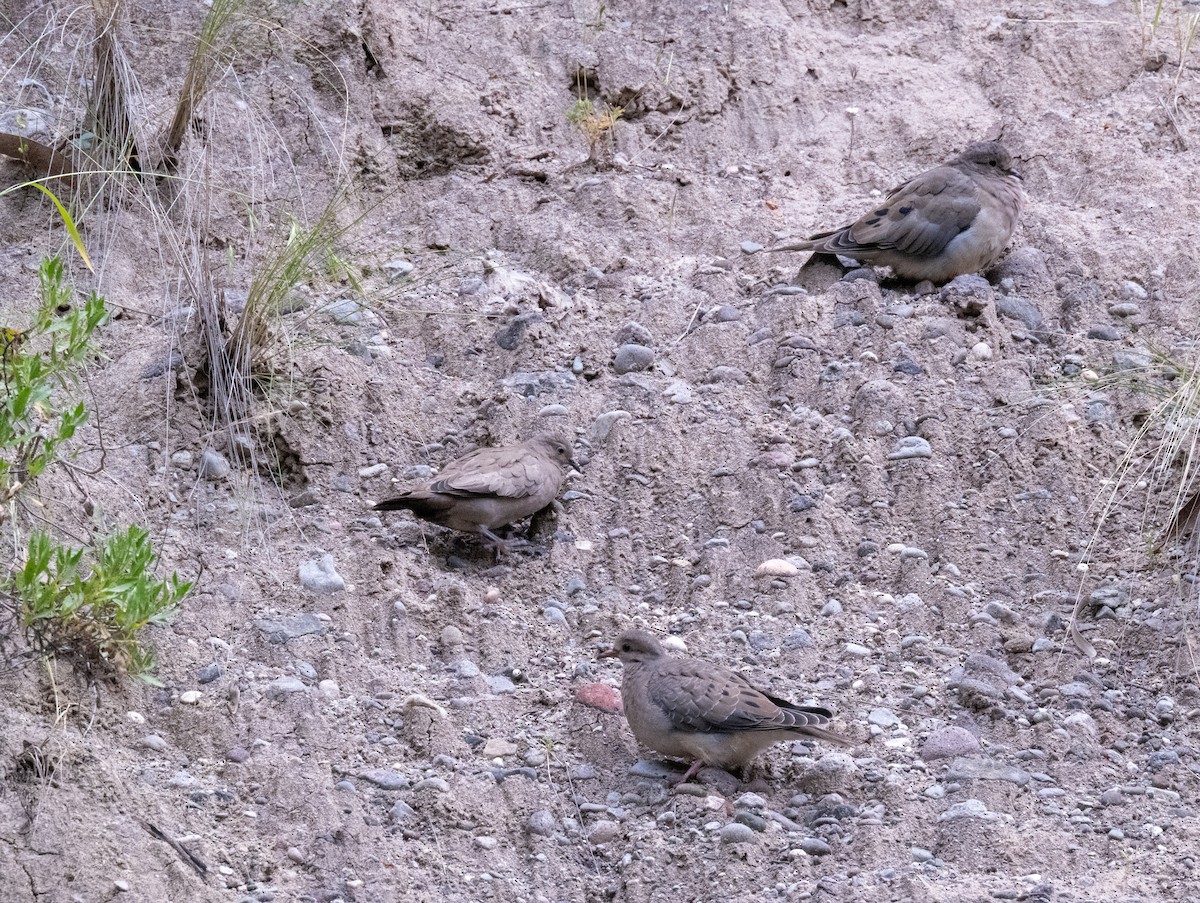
[678,759,705,784]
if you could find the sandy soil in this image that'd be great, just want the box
[3,0,1200,901]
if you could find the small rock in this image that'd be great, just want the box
[888,436,932,460]
[254,614,326,643]
[198,449,230,480]
[575,683,623,714]
[141,735,169,752]
[359,769,410,791]
[390,801,416,822]
[613,343,654,374]
[527,810,556,836]
[718,823,756,844]
[179,690,202,705]
[796,838,832,856]
[267,676,307,699]
[756,559,799,578]
[299,554,345,594]
[481,738,519,759]
[383,259,414,281]
[615,322,654,346]
[921,726,980,761]
[589,820,620,845]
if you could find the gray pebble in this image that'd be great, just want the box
[197,663,223,684]
[706,365,747,384]
[921,726,980,761]
[589,820,620,845]
[360,769,410,790]
[494,312,542,350]
[718,823,756,844]
[266,676,307,698]
[299,554,345,594]
[413,777,450,793]
[629,759,679,779]
[735,793,767,810]
[1088,325,1121,341]
[1119,280,1147,300]
[254,614,326,644]
[734,811,768,832]
[293,660,318,681]
[996,295,1044,333]
[527,809,556,836]
[663,382,693,404]
[227,745,251,763]
[141,735,169,752]
[198,449,231,480]
[938,799,998,821]
[945,757,1030,786]
[393,802,417,826]
[383,259,414,281]
[740,241,763,253]
[796,838,832,856]
[868,708,902,729]
[485,674,517,694]
[888,436,932,460]
[613,343,654,374]
[615,322,654,346]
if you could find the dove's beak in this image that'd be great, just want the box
[1009,165,1024,180]
[568,456,582,473]
[597,647,619,660]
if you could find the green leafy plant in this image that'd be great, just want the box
[14,526,190,683]
[0,257,107,523]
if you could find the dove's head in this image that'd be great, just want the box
[532,434,580,471]
[602,629,665,664]
[956,141,1022,180]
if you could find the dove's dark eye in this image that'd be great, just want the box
[622,643,631,652]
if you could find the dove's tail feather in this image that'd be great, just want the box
[372,493,452,517]
[766,237,819,253]
[793,724,855,747]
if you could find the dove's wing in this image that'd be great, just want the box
[646,659,833,735]
[432,444,556,499]
[810,165,983,260]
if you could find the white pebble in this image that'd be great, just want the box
[661,635,688,653]
[179,691,202,705]
[755,559,799,578]
[126,711,146,724]
[971,341,993,360]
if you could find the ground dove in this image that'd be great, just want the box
[771,140,1024,283]
[372,434,578,550]
[601,629,851,782]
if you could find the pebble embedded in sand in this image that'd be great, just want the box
[574,683,623,714]
[755,558,799,577]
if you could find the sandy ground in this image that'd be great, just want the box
[3,0,1200,901]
